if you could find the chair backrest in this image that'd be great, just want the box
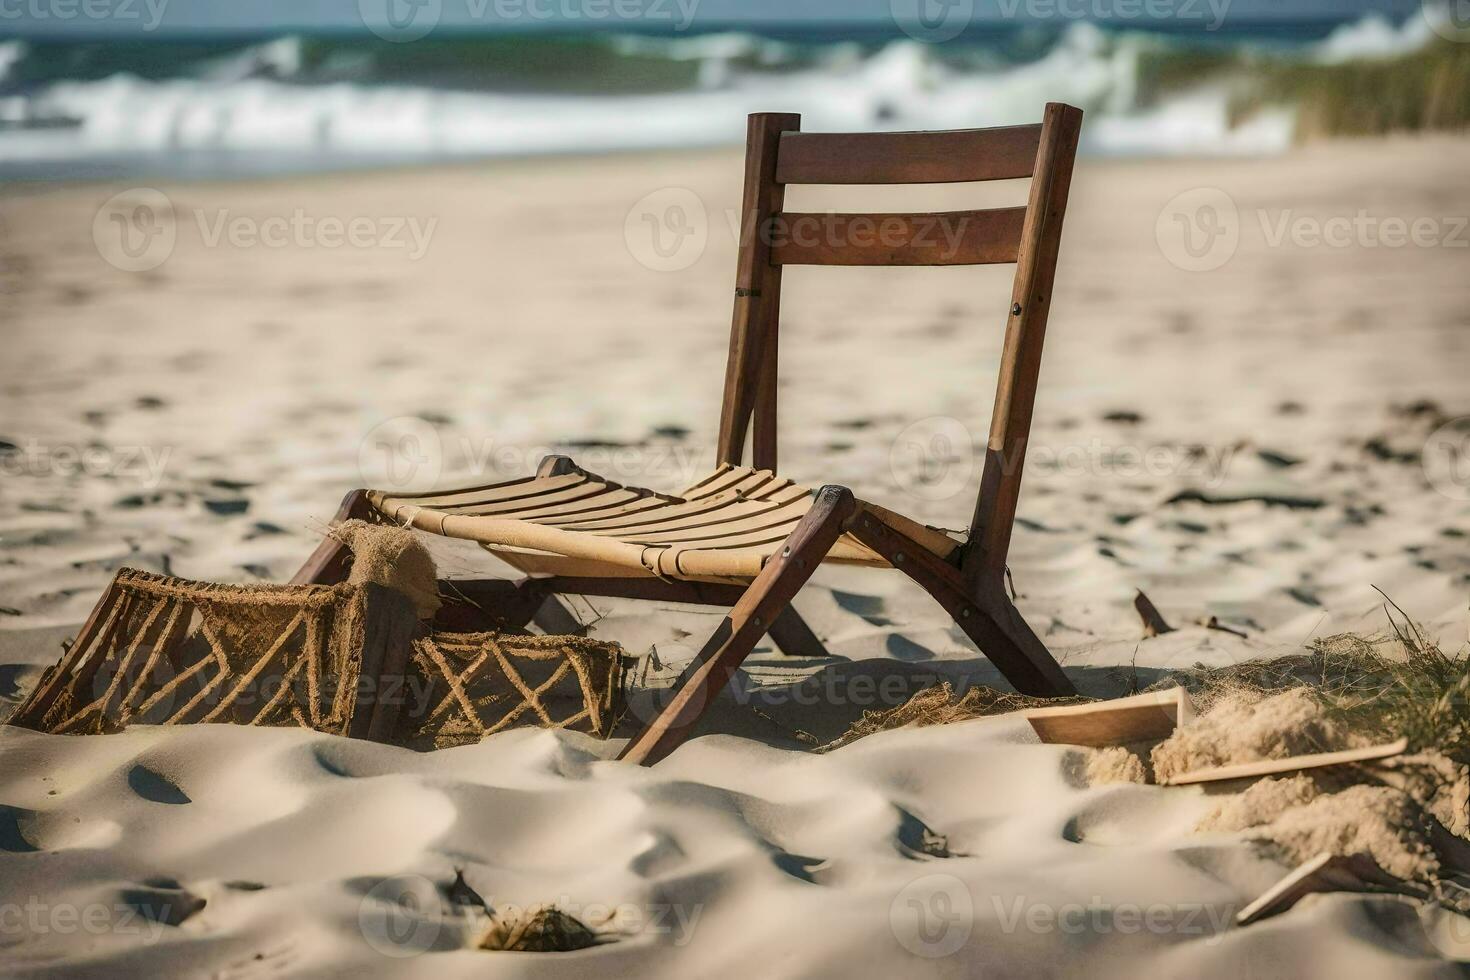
[716,103,1083,590]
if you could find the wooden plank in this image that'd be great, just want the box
[347,583,419,742]
[618,485,856,766]
[1236,852,1397,926]
[769,208,1026,267]
[965,103,1084,590]
[717,112,798,468]
[1162,737,1408,787]
[776,125,1042,184]
[1025,687,1193,747]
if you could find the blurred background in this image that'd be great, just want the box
[0,0,1465,181]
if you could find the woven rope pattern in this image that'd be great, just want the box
[398,632,626,749]
[14,568,628,749]
[14,569,362,736]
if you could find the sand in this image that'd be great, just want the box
[2,134,1469,975]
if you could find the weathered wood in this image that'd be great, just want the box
[848,509,1074,698]
[752,287,780,471]
[776,125,1042,185]
[769,208,1025,266]
[1025,687,1193,746]
[1133,590,1176,638]
[347,583,419,742]
[289,488,373,586]
[618,486,856,766]
[965,103,1084,590]
[1162,737,1409,787]
[1236,853,1398,926]
[717,111,799,468]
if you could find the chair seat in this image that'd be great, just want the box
[368,463,961,584]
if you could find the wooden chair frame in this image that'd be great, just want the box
[294,104,1084,765]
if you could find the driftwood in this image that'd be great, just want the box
[1133,590,1175,638]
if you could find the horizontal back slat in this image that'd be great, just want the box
[769,207,1026,267]
[776,125,1042,185]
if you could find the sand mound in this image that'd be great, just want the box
[1251,785,1442,885]
[1150,688,1363,783]
[1199,774,1322,833]
[1084,746,1149,785]
[1181,700,1470,903]
[330,519,441,619]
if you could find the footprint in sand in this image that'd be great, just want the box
[127,764,191,805]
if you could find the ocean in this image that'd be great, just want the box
[0,8,1447,181]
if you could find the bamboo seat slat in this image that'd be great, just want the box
[369,465,956,583]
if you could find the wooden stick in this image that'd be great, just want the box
[1236,852,1401,926]
[1162,738,1409,786]
[1133,590,1175,638]
[618,485,855,766]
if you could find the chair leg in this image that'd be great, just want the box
[290,489,372,586]
[847,511,1074,699]
[768,606,830,659]
[618,486,857,766]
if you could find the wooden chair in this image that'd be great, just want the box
[294,103,1084,765]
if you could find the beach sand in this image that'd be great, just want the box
[1,135,1468,976]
